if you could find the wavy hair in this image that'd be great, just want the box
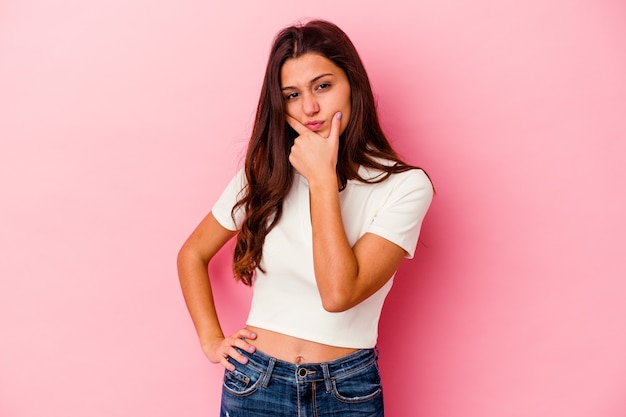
[232,20,420,285]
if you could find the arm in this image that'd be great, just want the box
[177,212,256,370]
[288,113,408,312]
[309,181,407,312]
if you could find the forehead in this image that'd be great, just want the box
[280,53,344,87]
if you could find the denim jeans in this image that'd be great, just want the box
[220,347,384,416]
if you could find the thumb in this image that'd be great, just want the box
[327,111,342,143]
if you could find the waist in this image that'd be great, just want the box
[233,345,378,382]
[246,326,359,363]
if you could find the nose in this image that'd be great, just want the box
[301,93,319,116]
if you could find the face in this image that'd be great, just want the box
[280,53,352,138]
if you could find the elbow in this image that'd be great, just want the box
[320,292,355,313]
[176,243,207,276]
[176,244,191,271]
[176,246,190,279]
[318,272,360,313]
[322,303,350,313]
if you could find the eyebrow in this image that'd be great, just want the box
[281,73,333,91]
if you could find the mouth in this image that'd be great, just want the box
[305,120,324,131]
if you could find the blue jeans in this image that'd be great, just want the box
[220,347,384,416]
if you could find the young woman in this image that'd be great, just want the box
[178,19,433,416]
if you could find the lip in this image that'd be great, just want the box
[305,120,324,131]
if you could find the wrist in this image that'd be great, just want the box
[199,330,224,349]
[307,172,340,193]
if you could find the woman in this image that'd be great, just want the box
[178,19,433,416]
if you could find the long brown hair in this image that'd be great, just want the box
[232,20,420,285]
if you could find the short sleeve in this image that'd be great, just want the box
[366,169,433,258]
[211,169,247,231]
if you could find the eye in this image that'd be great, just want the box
[284,92,299,100]
[317,83,331,91]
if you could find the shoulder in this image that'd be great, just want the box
[359,159,432,192]
[355,164,433,259]
[211,168,249,230]
[393,168,432,190]
[221,167,248,196]
[385,168,433,206]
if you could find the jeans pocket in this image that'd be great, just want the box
[222,362,264,397]
[331,361,383,404]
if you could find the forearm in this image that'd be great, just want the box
[177,251,225,348]
[177,213,256,369]
[308,177,359,312]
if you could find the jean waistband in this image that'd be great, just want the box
[234,347,378,385]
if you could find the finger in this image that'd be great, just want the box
[226,344,250,365]
[328,111,342,141]
[220,344,246,371]
[232,331,256,354]
[236,328,257,340]
[222,357,236,371]
[285,114,310,135]
[220,345,237,371]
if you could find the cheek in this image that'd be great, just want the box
[284,102,298,118]
[339,114,351,135]
[341,101,352,128]
[340,91,352,119]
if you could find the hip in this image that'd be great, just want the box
[221,347,384,416]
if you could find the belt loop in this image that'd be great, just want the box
[321,363,332,393]
[261,357,276,388]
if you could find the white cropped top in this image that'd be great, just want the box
[211,164,432,348]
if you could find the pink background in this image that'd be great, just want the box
[1,0,625,416]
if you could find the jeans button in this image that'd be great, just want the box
[298,368,308,377]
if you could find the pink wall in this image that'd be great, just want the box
[1,1,625,416]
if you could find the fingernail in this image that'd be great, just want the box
[250,333,257,338]
[241,357,248,364]
[228,364,235,371]
[336,112,342,120]
[248,346,255,353]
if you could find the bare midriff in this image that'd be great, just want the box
[246,326,358,364]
